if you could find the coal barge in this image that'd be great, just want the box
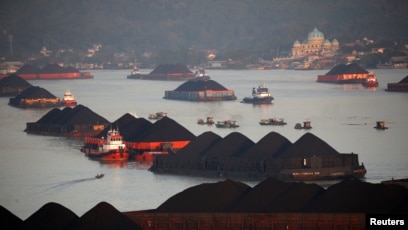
[127,63,195,81]
[0,63,93,80]
[164,70,237,101]
[150,132,366,181]
[0,74,32,96]
[386,75,408,92]
[317,63,375,84]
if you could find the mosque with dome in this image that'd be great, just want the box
[292,27,340,58]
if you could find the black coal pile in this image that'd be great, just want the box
[241,132,292,159]
[135,116,196,142]
[128,63,195,80]
[204,132,255,158]
[173,78,228,91]
[150,131,222,171]
[149,63,193,75]
[2,179,407,228]
[69,202,142,230]
[306,178,408,213]
[25,104,110,135]
[280,132,339,157]
[15,63,82,75]
[151,131,366,181]
[228,178,324,212]
[15,64,40,74]
[155,178,408,213]
[95,113,153,141]
[40,63,80,73]
[173,131,223,158]
[15,202,79,229]
[0,74,33,96]
[156,179,251,212]
[35,108,64,124]
[38,105,109,125]
[2,202,142,230]
[323,63,369,75]
[10,86,57,100]
[0,205,22,229]
[399,75,408,83]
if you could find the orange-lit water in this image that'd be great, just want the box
[1,69,407,219]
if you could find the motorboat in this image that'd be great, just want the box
[374,121,388,130]
[95,173,104,179]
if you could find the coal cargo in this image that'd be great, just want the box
[151,132,366,181]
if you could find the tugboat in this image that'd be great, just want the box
[197,117,215,125]
[362,76,379,87]
[242,84,274,104]
[374,121,388,130]
[62,89,77,107]
[215,120,239,128]
[81,129,129,161]
[259,118,287,126]
[294,120,312,130]
[195,69,210,79]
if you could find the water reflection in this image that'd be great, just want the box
[95,159,152,170]
[44,177,97,193]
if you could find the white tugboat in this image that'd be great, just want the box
[62,89,77,107]
[242,84,274,104]
[81,128,129,161]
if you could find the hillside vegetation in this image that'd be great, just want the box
[1,0,408,56]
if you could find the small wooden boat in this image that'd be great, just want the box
[374,121,388,130]
[148,112,167,120]
[259,118,287,126]
[215,120,239,128]
[295,120,312,130]
[197,117,214,125]
[95,173,104,179]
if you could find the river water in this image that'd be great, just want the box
[0,69,407,219]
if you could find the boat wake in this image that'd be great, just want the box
[44,177,98,193]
